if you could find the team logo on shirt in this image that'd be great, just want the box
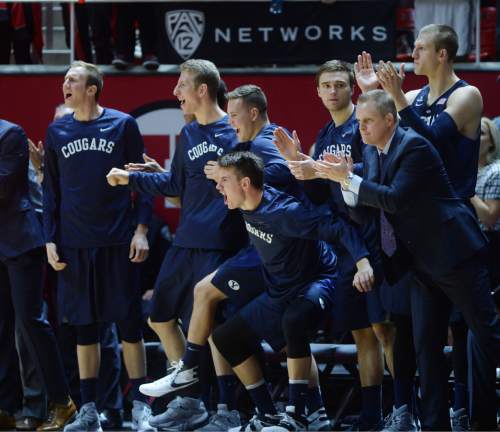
[228,280,240,291]
[165,10,205,60]
[61,138,115,158]
[318,143,351,159]
[187,141,224,161]
[245,222,273,244]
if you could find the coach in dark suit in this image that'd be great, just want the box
[0,119,76,430]
[315,90,500,430]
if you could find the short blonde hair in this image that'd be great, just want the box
[68,61,104,101]
[482,117,500,165]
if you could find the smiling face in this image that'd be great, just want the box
[227,98,258,142]
[317,71,353,113]
[173,70,201,115]
[356,100,395,150]
[62,66,94,109]
[216,166,247,210]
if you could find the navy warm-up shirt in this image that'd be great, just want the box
[129,115,247,252]
[241,186,369,301]
[43,108,153,248]
[236,123,305,200]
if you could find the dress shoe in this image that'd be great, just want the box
[99,408,123,430]
[0,409,16,430]
[37,398,76,431]
[16,416,42,431]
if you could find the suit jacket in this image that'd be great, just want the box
[356,126,486,278]
[0,120,44,258]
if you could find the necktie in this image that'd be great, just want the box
[378,153,397,257]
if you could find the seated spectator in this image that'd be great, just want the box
[471,117,500,288]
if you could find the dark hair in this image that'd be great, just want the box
[69,61,104,101]
[180,59,220,101]
[315,60,354,89]
[227,84,268,119]
[419,24,459,62]
[357,90,397,122]
[217,79,228,110]
[218,151,265,190]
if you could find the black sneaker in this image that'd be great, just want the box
[262,406,307,432]
[143,55,160,71]
[112,56,130,70]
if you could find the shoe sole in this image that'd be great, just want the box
[139,380,198,397]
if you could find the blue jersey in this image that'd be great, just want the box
[236,123,305,200]
[43,108,153,248]
[409,80,479,199]
[241,186,369,301]
[129,115,247,251]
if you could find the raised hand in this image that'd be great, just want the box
[28,138,44,171]
[376,61,405,98]
[273,127,301,161]
[315,152,352,183]
[354,51,379,93]
[287,153,318,180]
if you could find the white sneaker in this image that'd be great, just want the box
[139,361,199,397]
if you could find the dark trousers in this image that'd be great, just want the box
[15,308,48,419]
[115,3,157,60]
[412,252,500,430]
[57,322,122,410]
[0,248,70,406]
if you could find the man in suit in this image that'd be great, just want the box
[0,119,76,430]
[314,90,500,430]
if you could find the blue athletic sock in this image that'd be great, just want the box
[246,380,276,415]
[306,385,324,414]
[80,378,98,406]
[453,382,467,411]
[288,380,308,416]
[394,378,413,410]
[130,377,148,403]
[182,341,205,369]
[217,374,239,410]
[361,384,382,424]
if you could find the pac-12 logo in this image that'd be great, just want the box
[165,10,205,60]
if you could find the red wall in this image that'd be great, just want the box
[2,71,499,230]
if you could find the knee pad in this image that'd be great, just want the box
[282,298,317,358]
[76,323,100,345]
[117,319,143,343]
[212,314,260,367]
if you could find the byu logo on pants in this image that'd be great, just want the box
[228,280,240,291]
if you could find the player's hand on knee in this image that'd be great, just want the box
[129,230,149,263]
[45,242,67,271]
[353,257,374,292]
[354,51,379,93]
[106,168,129,186]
